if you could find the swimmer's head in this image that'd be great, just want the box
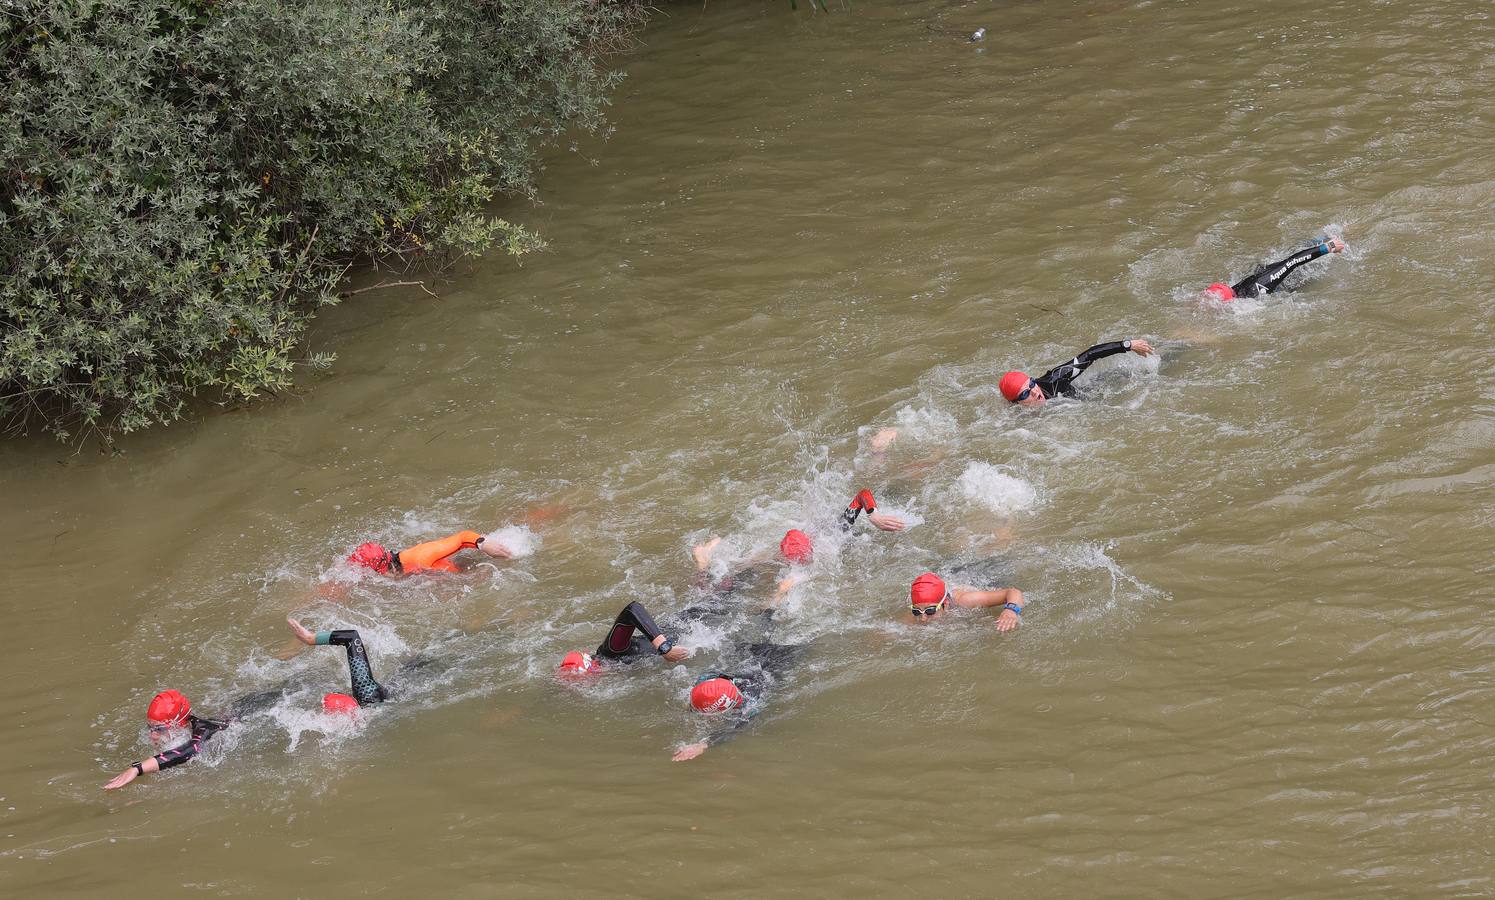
[780,529,813,564]
[910,572,950,620]
[146,689,191,728]
[1204,283,1236,302]
[558,651,602,678]
[348,541,395,574]
[322,693,359,715]
[690,677,744,714]
[1000,371,1045,407]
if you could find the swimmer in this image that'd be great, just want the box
[1205,237,1346,302]
[286,617,388,709]
[907,572,1025,632]
[558,601,693,676]
[672,640,809,762]
[690,530,812,602]
[999,338,1155,408]
[102,690,230,789]
[346,529,510,576]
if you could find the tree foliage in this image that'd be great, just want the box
[1,0,642,440]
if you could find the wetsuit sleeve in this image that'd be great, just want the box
[316,629,388,705]
[151,717,226,770]
[1230,242,1332,297]
[596,601,666,658]
[1035,341,1130,396]
[398,531,483,572]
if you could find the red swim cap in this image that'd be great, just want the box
[911,572,947,606]
[558,651,601,677]
[690,677,744,714]
[322,692,359,714]
[348,542,393,574]
[999,371,1032,402]
[146,689,191,726]
[1205,282,1236,301]
[849,489,876,512]
[780,529,813,564]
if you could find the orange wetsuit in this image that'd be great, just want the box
[396,531,483,574]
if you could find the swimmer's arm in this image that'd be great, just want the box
[842,489,906,532]
[1073,340,1153,368]
[951,586,1025,631]
[102,755,161,789]
[674,708,760,760]
[615,602,690,661]
[399,530,485,570]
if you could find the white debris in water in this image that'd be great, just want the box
[484,525,540,559]
[957,461,1037,514]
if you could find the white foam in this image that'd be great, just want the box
[957,461,1038,514]
[484,525,541,559]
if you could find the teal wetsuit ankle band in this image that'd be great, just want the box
[315,631,333,645]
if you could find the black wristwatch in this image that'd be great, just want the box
[134,762,145,776]
[657,638,674,656]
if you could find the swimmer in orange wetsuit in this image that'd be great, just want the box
[347,530,509,576]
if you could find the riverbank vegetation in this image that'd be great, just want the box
[1,0,645,441]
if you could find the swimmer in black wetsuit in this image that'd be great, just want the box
[101,687,283,789]
[1205,237,1346,301]
[286,618,388,709]
[673,639,809,761]
[999,338,1156,408]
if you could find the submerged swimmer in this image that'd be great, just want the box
[1204,237,1346,302]
[907,572,1025,631]
[673,640,809,762]
[999,337,1156,408]
[346,529,511,576]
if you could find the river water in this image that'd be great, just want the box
[2,0,1493,895]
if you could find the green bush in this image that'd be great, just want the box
[1,0,642,441]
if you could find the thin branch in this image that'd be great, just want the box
[337,279,438,299]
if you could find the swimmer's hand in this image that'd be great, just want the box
[286,617,317,645]
[996,609,1022,633]
[1128,339,1155,357]
[867,511,906,532]
[479,538,513,560]
[103,766,139,790]
[869,427,899,453]
[1326,237,1346,253]
[672,742,709,762]
[663,645,691,663]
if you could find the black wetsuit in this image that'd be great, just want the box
[596,601,672,661]
[1032,340,1135,400]
[697,640,808,748]
[314,629,388,705]
[1229,241,1335,299]
[151,714,228,770]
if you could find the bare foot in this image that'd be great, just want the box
[692,537,722,571]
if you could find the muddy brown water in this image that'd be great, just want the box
[2,0,1493,895]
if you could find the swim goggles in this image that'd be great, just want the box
[911,594,951,617]
[1012,379,1038,403]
